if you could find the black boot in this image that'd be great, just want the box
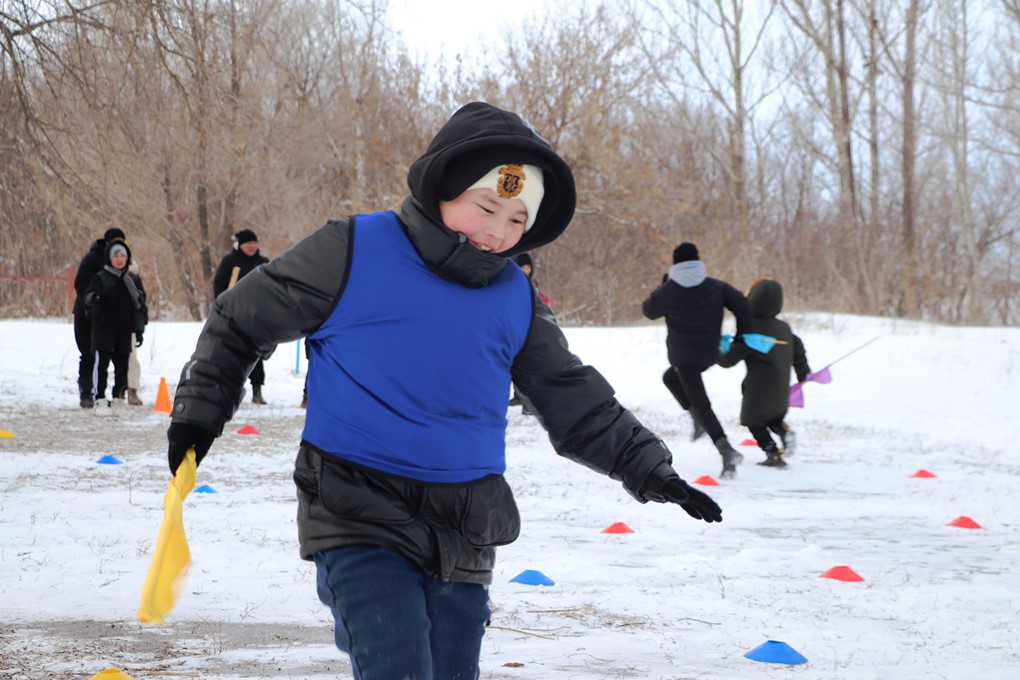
[714,436,743,479]
[758,444,787,468]
[79,391,94,409]
[252,385,267,405]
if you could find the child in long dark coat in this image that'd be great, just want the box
[717,277,810,467]
[84,238,148,406]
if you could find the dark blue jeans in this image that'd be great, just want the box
[314,544,489,680]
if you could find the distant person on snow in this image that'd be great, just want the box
[72,227,126,408]
[642,242,753,479]
[165,101,722,680]
[717,277,811,468]
[83,238,148,409]
[212,229,270,404]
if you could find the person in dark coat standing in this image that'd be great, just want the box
[718,277,811,468]
[212,229,270,404]
[642,242,753,479]
[165,102,722,679]
[73,227,126,407]
[83,238,148,408]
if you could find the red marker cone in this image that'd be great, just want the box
[911,469,937,478]
[601,522,634,534]
[739,438,757,447]
[237,424,261,435]
[693,475,719,486]
[819,565,864,582]
[947,515,981,529]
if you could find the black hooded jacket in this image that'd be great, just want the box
[73,239,108,318]
[717,279,810,425]
[83,239,148,354]
[171,102,673,584]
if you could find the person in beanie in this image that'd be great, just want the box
[212,228,270,404]
[165,101,722,679]
[83,238,148,409]
[642,242,753,479]
[717,277,811,468]
[72,227,126,407]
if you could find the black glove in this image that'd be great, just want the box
[641,462,723,523]
[135,333,143,348]
[167,422,215,475]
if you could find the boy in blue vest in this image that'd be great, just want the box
[166,102,721,679]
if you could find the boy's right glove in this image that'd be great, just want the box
[167,422,215,475]
[641,462,723,523]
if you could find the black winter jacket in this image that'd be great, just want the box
[642,262,753,370]
[84,241,148,354]
[717,279,810,426]
[212,248,269,298]
[73,239,107,318]
[171,104,674,585]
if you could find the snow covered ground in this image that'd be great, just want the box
[1,313,1018,679]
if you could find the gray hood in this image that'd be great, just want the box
[668,261,706,288]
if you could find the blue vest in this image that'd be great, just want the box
[302,211,533,483]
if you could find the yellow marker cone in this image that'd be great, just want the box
[138,449,196,624]
[89,670,135,680]
[0,429,14,438]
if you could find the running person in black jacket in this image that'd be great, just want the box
[718,277,811,468]
[643,242,753,479]
[166,102,722,679]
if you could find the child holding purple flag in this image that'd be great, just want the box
[718,277,811,468]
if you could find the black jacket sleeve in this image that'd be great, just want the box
[792,332,811,382]
[172,220,351,434]
[723,283,754,337]
[512,292,672,502]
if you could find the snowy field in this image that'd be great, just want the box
[1,314,1018,679]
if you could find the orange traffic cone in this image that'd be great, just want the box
[153,377,173,414]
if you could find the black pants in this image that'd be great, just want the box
[95,350,130,400]
[249,358,265,387]
[749,418,786,452]
[74,314,94,396]
[662,365,725,442]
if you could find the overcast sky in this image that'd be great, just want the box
[388,0,553,63]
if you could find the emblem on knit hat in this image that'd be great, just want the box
[496,164,526,199]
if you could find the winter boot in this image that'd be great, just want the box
[126,388,143,406]
[79,390,95,409]
[93,399,114,417]
[758,445,787,468]
[300,394,308,409]
[252,385,267,405]
[714,436,744,480]
[780,425,796,458]
[690,417,707,442]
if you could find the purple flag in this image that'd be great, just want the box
[789,382,805,408]
[807,366,833,384]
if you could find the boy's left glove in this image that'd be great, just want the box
[640,462,723,523]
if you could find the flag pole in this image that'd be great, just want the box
[824,336,880,369]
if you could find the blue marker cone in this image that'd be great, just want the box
[194,484,218,494]
[744,640,807,664]
[509,569,555,586]
[96,455,123,465]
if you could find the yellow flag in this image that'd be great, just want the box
[138,449,197,624]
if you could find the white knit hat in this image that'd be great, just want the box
[465,163,544,231]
